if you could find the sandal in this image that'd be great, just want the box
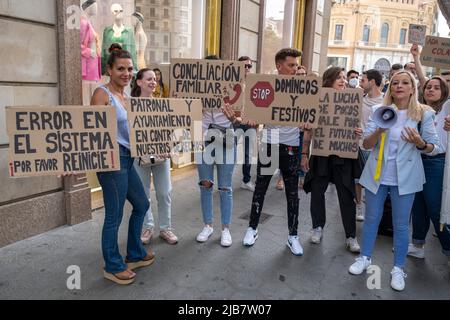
[125,250,156,270]
[103,269,136,285]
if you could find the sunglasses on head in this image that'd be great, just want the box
[245,64,253,69]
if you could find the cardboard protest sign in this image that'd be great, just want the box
[170,59,245,112]
[311,88,363,159]
[243,74,321,127]
[6,106,120,177]
[408,24,427,45]
[420,36,450,70]
[126,97,203,157]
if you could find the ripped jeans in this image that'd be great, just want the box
[196,143,236,226]
[249,143,300,236]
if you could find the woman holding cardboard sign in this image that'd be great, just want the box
[91,44,154,285]
[348,71,439,291]
[408,76,450,264]
[302,67,363,254]
[130,68,179,245]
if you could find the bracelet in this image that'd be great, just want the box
[301,152,309,156]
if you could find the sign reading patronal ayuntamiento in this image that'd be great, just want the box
[126,97,203,157]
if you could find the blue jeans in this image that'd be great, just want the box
[362,185,415,268]
[412,155,450,256]
[196,143,236,226]
[97,145,149,274]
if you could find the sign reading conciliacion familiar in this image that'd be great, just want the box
[6,106,120,177]
[243,74,321,127]
[170,59,246,111]
[311,88,363,159]
[126,97,203,157]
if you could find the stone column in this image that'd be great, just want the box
[57,0,92,225]
[220,0,241,60]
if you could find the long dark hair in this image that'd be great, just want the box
[421,76,449,111]
[153,68,165,95]
[131,68,152,97]
[323,67,345,88]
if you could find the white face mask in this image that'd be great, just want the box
[348,78,359,88]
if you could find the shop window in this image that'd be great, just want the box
[261,0,296,74]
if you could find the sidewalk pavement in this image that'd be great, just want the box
[0,166,449,300]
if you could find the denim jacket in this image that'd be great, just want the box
[360,105,440,196]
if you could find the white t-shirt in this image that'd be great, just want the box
[362,94,384,132]
[434,99,450,154]
[262,125,300,146]
[202,112,232,137]
[381,110,408,186]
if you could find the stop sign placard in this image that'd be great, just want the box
[250,82,274,108]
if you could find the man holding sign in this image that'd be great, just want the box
[241,48,306,256]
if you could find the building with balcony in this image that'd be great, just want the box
[327,0,439,76]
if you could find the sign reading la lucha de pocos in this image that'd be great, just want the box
[311,88,363,159]
[6,106,120,177]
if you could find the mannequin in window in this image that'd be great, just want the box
[80,0,101,82]
[101,3,137,75]
[132,12,148,70]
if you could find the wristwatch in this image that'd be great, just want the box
[416,140,427,150]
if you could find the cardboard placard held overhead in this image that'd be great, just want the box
[408,24,427,45]
[6,106,120,177]
[170,59,246,112]
[420,36,450,70]
[311,88,363,159]
[126,97,203,157]
[243,74,321,127]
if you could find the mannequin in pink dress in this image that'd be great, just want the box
[80,0,101,82]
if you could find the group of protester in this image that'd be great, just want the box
[91,43,450,292]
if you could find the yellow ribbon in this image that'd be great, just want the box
[374,132,386,181]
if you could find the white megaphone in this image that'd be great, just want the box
[373,105,398,129]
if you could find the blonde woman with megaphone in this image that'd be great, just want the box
[348,71,439,292]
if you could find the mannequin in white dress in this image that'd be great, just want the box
[132,12,148,70]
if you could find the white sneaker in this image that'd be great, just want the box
[310,227,323,244]
[243,227,258,246]
[390,267,407,291]
[221,228,232,247]
[356,204,364,222]
[196,226,213,242]
[287,235,303,256]
[346,237,361,253]
[241,181,255,192]
[407,243,425,259]
[348,256,371,275]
